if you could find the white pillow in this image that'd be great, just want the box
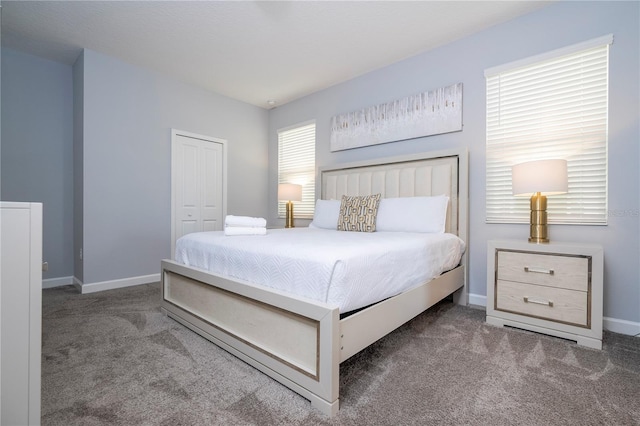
[309,199,341,229]
[376,195,449,233]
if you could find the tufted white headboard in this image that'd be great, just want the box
[319,150,467,238]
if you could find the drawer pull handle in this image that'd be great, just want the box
[524,266,554,275]
[523,296,553,307]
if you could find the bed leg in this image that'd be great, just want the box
[310,395,339,418]
[451,267,467,306]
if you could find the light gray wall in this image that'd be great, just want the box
[80,49,269,284]
[268,2,640,323]
[1,49,74,280]
[1,46,269,286]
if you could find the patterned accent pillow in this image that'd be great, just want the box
[337,194,382,232]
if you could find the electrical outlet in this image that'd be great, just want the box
[79,248,83,260]
[42,262,48,272]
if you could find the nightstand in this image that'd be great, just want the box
[486,240,603,349]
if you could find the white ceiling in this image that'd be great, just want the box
[1,1,550,109]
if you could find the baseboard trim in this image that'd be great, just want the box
[76,273,161,294]
[73,276,83,292]
[468,293,487,308]
[468,292,639,337]
[42,276,74,289]
[604,317,640,337]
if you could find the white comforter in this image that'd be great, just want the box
[175,228,465,313]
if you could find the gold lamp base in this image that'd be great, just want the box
[285,201,295,228]
[528,192,549,243]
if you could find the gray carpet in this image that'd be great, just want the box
[41,283,640,425]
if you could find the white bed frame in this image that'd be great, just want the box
[161,148,469,417]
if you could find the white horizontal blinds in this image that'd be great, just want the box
[278,121,316,219]
[486,36,611,224]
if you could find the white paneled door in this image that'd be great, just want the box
[171,130,227,257]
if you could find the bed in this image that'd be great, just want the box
[161,149,469,416]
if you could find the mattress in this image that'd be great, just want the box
[175,228,465,313]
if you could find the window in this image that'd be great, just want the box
[485,35,612,225]
[278,121,316,219]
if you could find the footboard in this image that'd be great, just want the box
[160,260,341,416]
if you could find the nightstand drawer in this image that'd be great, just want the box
[496,280,588,327]
[497,250,589,292]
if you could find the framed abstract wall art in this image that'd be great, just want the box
[330,83,463,152]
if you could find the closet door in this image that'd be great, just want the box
[1,202,42,425]
[171,130,227,257]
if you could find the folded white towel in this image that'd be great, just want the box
[224,226,267,236]
[225,215,267,228]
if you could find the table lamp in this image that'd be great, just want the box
[512,159,568,243]
[278,183,302,228]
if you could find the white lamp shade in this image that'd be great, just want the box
[512,159,568,196]
[278,183,302,201]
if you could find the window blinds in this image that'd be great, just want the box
[485,35,612,225]
[278,121,316,219]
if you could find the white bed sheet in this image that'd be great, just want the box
[174,228,465,313]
